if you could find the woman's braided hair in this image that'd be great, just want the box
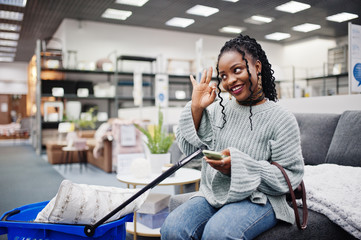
[216,34,278,129]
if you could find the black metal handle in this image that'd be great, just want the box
[1,209,20,221]
[84,147,204,237]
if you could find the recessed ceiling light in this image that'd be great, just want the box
[0,32,20,40]
[0,23,21,31]
[115,0,148,7]
[0,10,24,21]
[186,5,219,17]
[244,15,274,25]
[165,17,195,28]
[326,12,359,23]
[219,26,245,34]
[0,40,18,47]
[0,46,17,52]
[0,52,16,57]
[292,23,321,32]
[101,8,132,20]
[275,1,310,14]
[265,32,291,41]
[0,0,27,7]
[0,57,14,62]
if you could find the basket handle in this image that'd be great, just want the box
[84,147,204,237]
[1,209,20,221]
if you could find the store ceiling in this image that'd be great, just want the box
[1,0,361,62]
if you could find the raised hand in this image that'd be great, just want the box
[190,67,217,110]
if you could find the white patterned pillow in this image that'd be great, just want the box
[35,180,149,225]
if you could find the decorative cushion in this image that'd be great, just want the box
[325,111,361,167]
[294,113,340,165]
[35,180,149,225]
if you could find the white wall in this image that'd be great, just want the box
[0,61,28,94]
[53,19,284,76]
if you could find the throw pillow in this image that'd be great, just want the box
[35,180,149,225]
[325,111,361,167]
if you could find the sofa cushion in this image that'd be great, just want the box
[325,111,361,167]
[294,113,340,165]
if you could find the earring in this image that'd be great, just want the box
[257,73,262,88]
[229,93,232,100]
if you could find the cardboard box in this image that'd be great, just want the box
[137,207,169,229]
[137,193,170,215]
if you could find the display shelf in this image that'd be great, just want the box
[305,73,348,95]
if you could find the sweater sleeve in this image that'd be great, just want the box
[176,101,216,156]
[217,112,304,202]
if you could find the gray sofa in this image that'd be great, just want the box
[168,110,361,240]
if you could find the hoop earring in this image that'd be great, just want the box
[229,93,232,100]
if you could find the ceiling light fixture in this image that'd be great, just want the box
[244,15,274,25]
[115,0,148,7]
[0,23,21,31]
[326,12,358,23]
[275,1,310,14]
[0,32,20,40]
[165,17,195,28]
[292,23,321,32]
[0,10,24,21]
[222,0,239,2]
[0,0,27,7]
[0,52,16,57]
[186,5,219,17]
[265,32,291,41]
[101,8,132,20]
[0,46,17,52]
[0,40,18,47]
[219,26,245,34]
[0,56,14,62]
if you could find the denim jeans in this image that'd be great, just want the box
[160,196,277,240]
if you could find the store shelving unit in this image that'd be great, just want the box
[31,40,192,154]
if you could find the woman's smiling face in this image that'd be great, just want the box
[218,50,261,103]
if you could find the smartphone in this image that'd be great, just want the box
[202,150,225,160]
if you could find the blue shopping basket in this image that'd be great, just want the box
[0,201,133,240]
[0,148,203,239]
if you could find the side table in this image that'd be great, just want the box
[117,168,201,240]
[61,146,89,172]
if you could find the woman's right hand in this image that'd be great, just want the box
[190,67,217,111]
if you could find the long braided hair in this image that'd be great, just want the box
[216,34,278,130]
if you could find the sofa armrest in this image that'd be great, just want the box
[169,192,196,212]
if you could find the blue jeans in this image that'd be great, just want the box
[161,196,277,240]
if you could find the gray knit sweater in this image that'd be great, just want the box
[176,99,304,224]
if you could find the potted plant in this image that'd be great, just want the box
[134,109,174,173]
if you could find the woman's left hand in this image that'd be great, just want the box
[205,149,231,176]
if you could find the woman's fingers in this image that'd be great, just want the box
[190,74,197,87]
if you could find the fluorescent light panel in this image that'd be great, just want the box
[0,23,21,31]
[101,8,132,20]
[326,12,358,23]
[292,23,321,32]
[0,0,27,7]
[275,1,310,13]
[0,10,24,21]
[0,46,16,52]
[219,26,245,34]
[222,0,239,2]
[0,40,18,47]
[186,5,219,17]
[0,52,15,57]
[265,32,291,41]
[244,15,274,25]
[115,0,148,7]
[0,32,20,40]
[166,17,194,28]
[0,57,14,62]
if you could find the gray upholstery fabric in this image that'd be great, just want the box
[325,111,361,167]
[169,192,195,211]
[294,113,340,165]
[255,209,357,240]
